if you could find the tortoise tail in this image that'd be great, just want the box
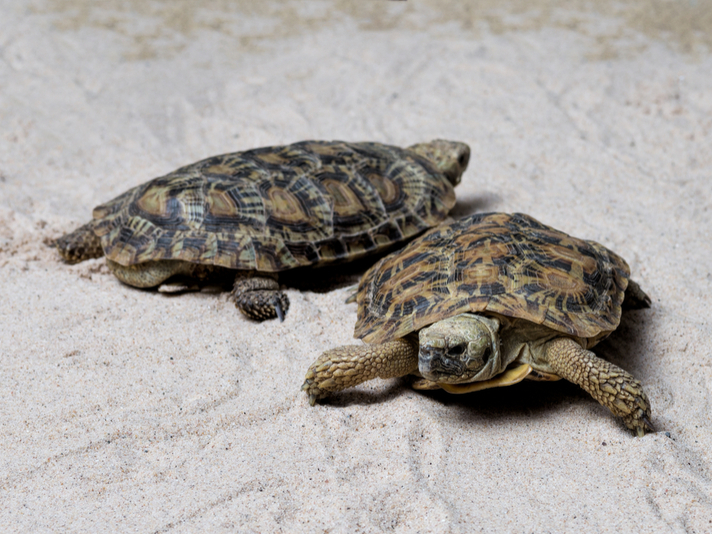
[622,279,651,309]
[55,220,104,264]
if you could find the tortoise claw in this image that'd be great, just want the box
[344,285,358,304]
[301,377,320,406]
[274,300,285,322]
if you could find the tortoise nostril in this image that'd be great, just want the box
[449,343,466,356]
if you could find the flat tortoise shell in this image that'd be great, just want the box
[303,212,653,435]
[56,139,470,321]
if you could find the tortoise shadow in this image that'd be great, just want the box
[319,375,587,421]
[280,249,393,293]
[593,307,652,375]
[315,381,411,408]
[448,192,502,220]
[419,379,587,421]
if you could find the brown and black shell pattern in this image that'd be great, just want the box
[355,212,631,345]
[92,141,456,272]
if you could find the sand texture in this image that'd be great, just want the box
[1,1,712,532]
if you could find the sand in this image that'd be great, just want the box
[1,1,711,532]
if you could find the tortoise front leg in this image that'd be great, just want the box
[231,275,289,322]
[545,338,653,436]
[55,220,103,263]
[302,339,419,405]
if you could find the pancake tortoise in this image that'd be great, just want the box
[302,212,654,436]
[55,139,470,321]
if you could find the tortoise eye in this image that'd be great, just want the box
[482,347,492,363]
[449,343,466,356]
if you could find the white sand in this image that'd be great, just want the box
[1,1,711,532]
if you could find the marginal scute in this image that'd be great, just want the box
[355,212,631,344]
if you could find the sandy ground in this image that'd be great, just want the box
[1,1,712,532]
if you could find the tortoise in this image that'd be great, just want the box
[55,139,470,321]
[302,212,654,436]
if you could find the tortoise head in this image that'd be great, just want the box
[408,140,470,186]
[418,313,501,384]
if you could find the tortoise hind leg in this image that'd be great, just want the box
[545,338,653,436]
[231,275,290,322]
[302,339,419,405]
[623,279,652,309]
[55,221,103,264]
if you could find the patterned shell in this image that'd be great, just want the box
[355,212,631,343]
[92,141,456,271]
